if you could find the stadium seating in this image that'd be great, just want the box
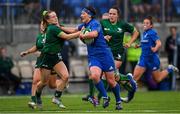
[69,58,87,82]
[18,60,33,81]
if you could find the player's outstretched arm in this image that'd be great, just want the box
[20,45,37,57]
[59,31,81,40]
[60,26,78,33]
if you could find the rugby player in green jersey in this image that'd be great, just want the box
[32,10,80,109]
[20,21,67,109]
[100,6,139,103]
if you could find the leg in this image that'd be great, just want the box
[90,66,108,107]
[52,61,69,108]
[133,65,146,81]
[36,68,51,108]
[152,65,179,83]
[28,68,41,109]
[105,71,122,110]
[48,73,57,89]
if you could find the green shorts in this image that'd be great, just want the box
[112,50,126,62]
[35,56,41,68]
[39,53,63,70]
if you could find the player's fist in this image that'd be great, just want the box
[20,51,29,57]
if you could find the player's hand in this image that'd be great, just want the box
[134,44,140,48]
[151,47,158,52]
[79,33,85,39]
[20,51,29,57]
[104,35,112,42]
[124,43,131,48]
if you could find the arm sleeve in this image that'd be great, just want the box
[151,31,159,42]
[90,22,101,33]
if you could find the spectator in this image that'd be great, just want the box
[165,26,178,64]
[0,47,21,95]
[129,0,145,21]
[165,26,180,74]
[22,0,40,23]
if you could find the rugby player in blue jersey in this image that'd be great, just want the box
[61,6,122,110]
[133,16,179,83]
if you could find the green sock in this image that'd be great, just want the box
[89,79,95,96]
[35,91,42,99]
[54,90,62,98]
[119,73,130,81]
[31,96,36,103]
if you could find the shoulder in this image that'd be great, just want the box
[100,19,109,23]
[48,24,59,30]
[90,19,101,27]
[91,19,100,24]
[147,29,158,35]
[119,20,132,27]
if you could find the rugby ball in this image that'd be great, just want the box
[81,28,94,45]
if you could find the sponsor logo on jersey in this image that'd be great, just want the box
[104,28,110,31]
[42,64,48,68]
[117,28,122,33]
[141,33,149,43]
[116,54,121,60]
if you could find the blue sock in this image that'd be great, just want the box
[167,67,173,73]
[112,83,121,103]
[95,80,108,98]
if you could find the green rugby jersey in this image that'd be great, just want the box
[42,24,64,54]
[100,19,135,53]
[36,33,45,52]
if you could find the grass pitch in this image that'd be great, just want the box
[0,91,180,114]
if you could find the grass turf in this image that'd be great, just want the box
[0,91,180,114]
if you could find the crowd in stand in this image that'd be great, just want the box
[0,0,180,24]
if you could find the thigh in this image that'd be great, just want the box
[48,74,57,89]
[115,60,123,69]
[32,68,41,83]
[133,65,146,81]
[53,61,69,78]
[89,66,102,82]
[40,68,51,83]
[104,71,115,82]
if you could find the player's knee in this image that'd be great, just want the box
[91,74,100,83]
[106,78,116,87]
[61,74,69,82]
[48,83,56,89]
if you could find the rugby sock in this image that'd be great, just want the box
[36,91,42,98]
[54,90,62,98]
[167,67,173,73]
[102,79,108,89]
[95,80,108,98]
[31,96,36,103]
[119,73,130,81]
[89,79,95,96]
[112,83,121,103]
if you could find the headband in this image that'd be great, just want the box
[82,8,94,17]
[42,10,48,16]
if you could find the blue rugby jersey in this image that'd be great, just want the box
[141,28,159,57]
[78,19,109,57]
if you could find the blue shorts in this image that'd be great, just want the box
[88,49,115,72]
[137,54,160,71]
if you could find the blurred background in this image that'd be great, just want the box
[0,0,180,96]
